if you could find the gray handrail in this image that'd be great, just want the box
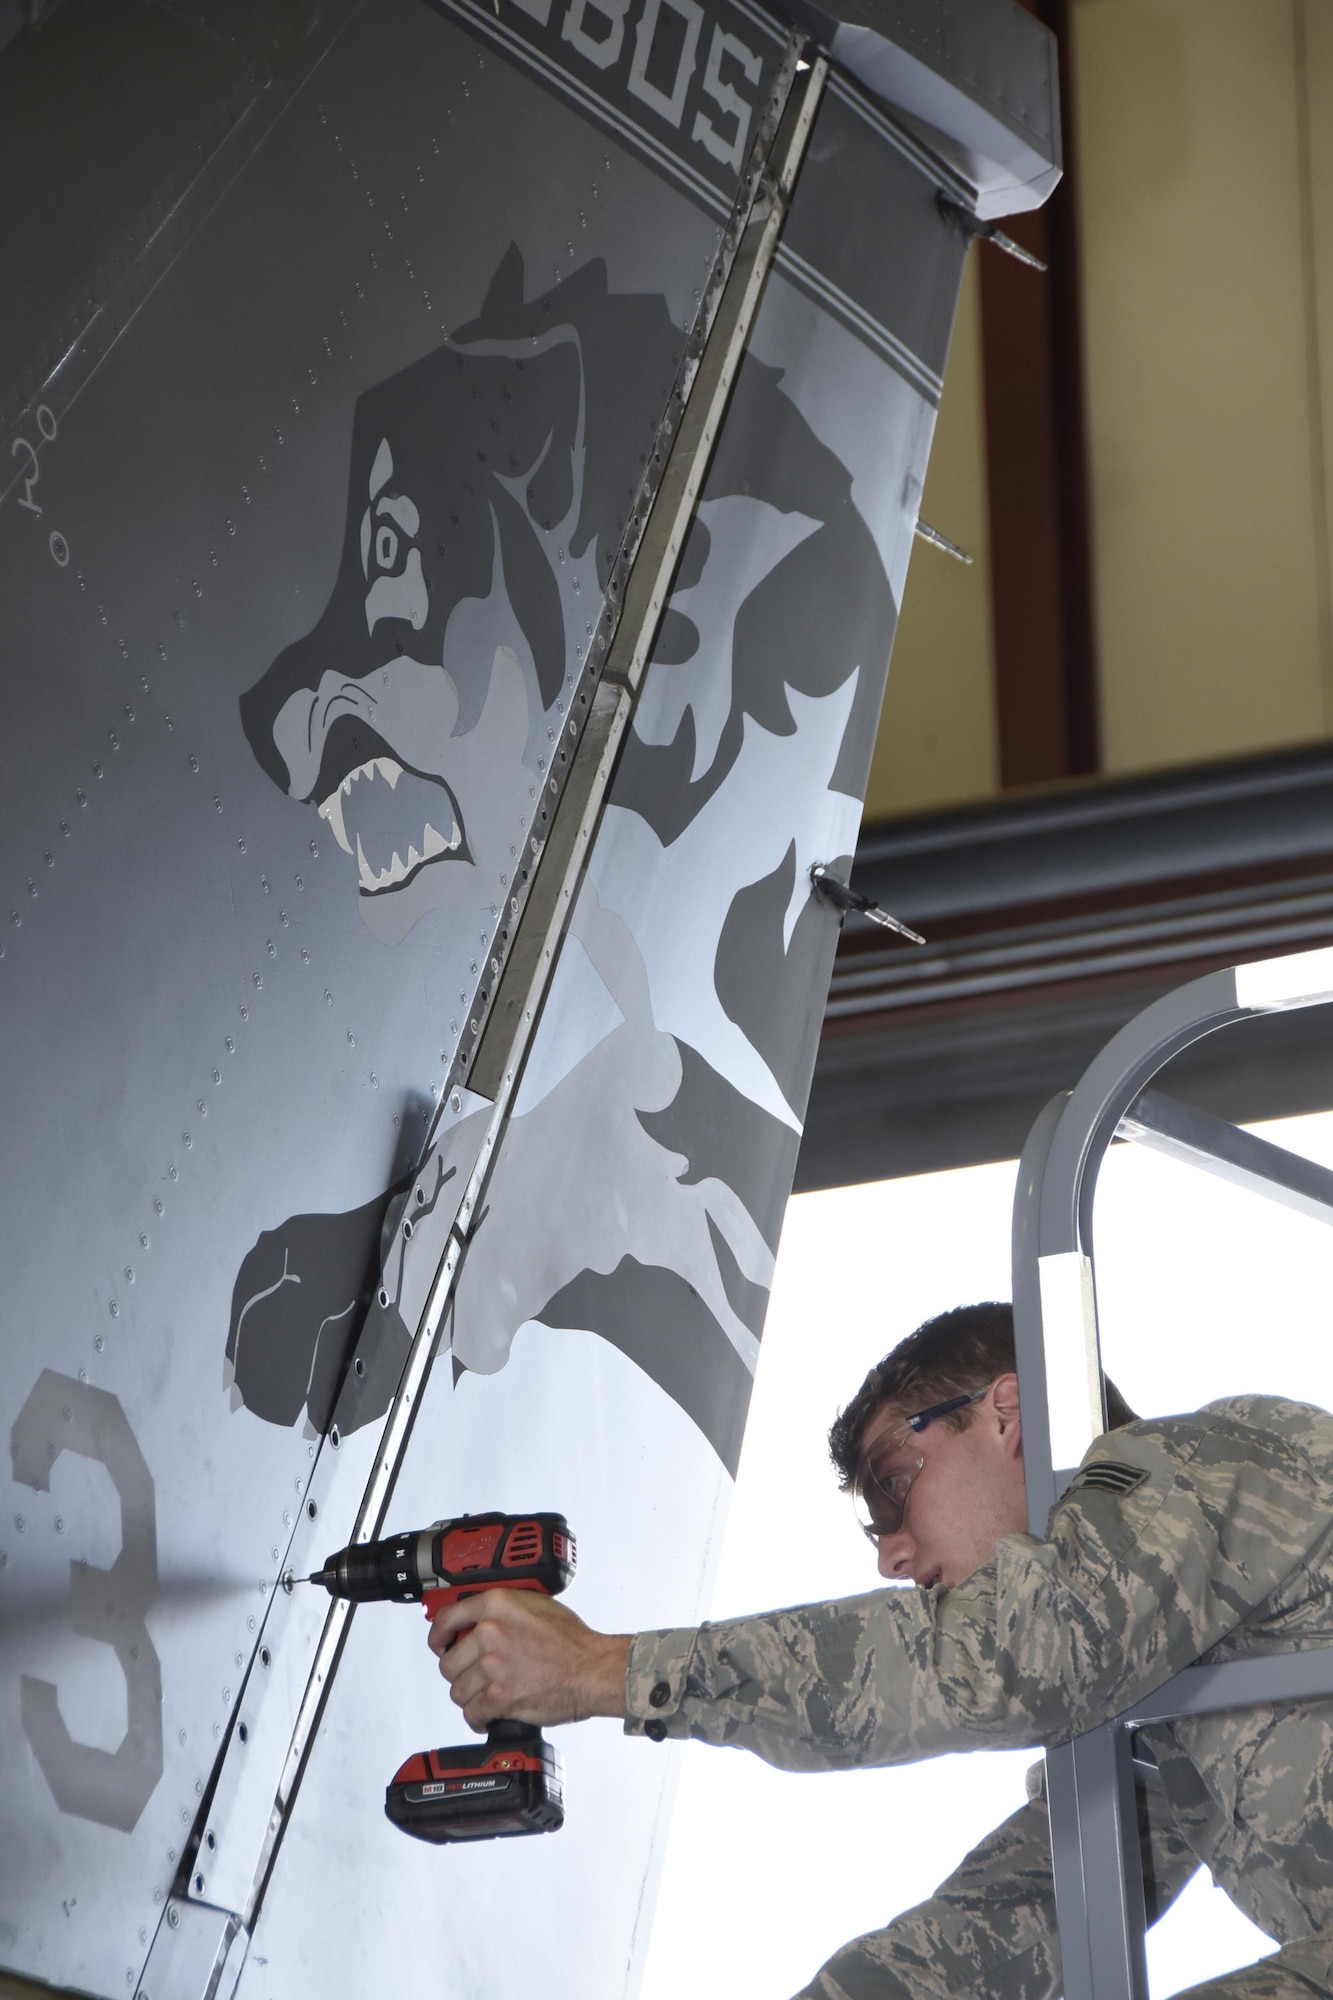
[1010,944,1333,2000]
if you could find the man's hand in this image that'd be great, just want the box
[428,1589,632,1731]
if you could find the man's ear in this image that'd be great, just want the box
[992,1372,1023,1459]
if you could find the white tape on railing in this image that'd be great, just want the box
[1037,1251,1104,1470]
[1235,947,1333,1013]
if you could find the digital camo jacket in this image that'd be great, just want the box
[625,1396,1333,1998]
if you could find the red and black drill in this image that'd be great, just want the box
[304,1511,575,1843]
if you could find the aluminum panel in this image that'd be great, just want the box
[0,0,744,1987]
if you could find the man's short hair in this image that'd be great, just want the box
[827,1301,1137,1490]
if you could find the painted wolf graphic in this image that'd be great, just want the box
[229,247,894,1467]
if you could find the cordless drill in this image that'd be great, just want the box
[304,1511,575,1843]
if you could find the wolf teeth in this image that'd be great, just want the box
[319,756,404,856]
[421,820,460,860]
[318,789,352,855]
[354,816,463,893]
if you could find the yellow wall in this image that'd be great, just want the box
[1073,0,1333,772]
[863,252,999,820]
[862,1,1333,826]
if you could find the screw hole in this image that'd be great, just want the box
[238,1722,249,1744]
[205,1831,216,1851]
[307,1499,318,1518]
[260,1646,272,1669]
[355,1354,367,1376]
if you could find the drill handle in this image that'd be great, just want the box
[422,1577,552,1622]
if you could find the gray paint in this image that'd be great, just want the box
[11,1373,162,1834]
[636,1039,801,1256]
[713,836,845,1118]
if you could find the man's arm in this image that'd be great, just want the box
[435,1403,1326,1767]
[617,1403,1326,1767]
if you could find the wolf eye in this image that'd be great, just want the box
[376,525,399,570]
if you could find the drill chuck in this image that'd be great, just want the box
[309,1528,437,1603]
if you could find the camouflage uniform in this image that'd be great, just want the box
[625,1396,1333,1997]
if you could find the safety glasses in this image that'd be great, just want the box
[852,1388,989,1543]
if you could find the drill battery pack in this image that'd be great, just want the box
[385,1723,565,1843]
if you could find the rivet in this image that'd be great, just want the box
[109,1300,119,1318]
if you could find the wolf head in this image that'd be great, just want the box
[240,245,680,945]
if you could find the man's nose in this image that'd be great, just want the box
[876,1529,915,1580]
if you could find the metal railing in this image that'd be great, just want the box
[1010,945,1333,1999]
